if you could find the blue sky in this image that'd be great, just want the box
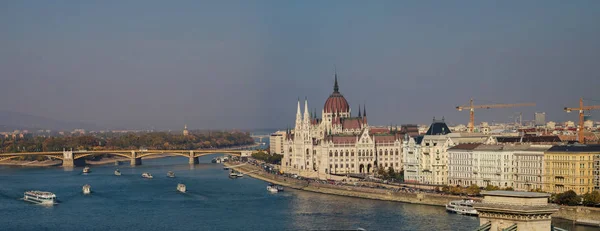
[1,1,599,130]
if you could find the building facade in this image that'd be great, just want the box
[512,145,550,192]
[269,131,287,155]
[447,143,481,186]
[543,145,599,195]
[281,75,403,179]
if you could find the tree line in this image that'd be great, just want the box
[0,131,255,154]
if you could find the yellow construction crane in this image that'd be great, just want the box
[564,98,600,143]
[456,98,536,133]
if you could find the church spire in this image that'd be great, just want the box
[363,104,367,117]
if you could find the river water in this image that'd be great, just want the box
[0,155,591,231]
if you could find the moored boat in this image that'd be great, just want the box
[82,184,91,195]
[114,169,121,176]
[267,185,279,193]
[167,171,175,178]
[83,166,91,174]
[446,199,478,216]
[23,191,56,205]
[177,183,186,193]
[267,184,284,193]
[142,172,153,179]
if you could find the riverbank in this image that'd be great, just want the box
[225,162,459,207]
[0,160,61,167]
[225,161,600,226]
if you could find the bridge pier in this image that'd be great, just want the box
[62,150,74,167]
[189,151,199,164]
[130,151,142,166]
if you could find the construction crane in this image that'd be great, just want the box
[564,98,600,143]
[456,98,536,133]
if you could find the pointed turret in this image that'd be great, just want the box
[363,104,368,124]
[358,105,362,118]
[295,99,302,132]
[303,98,310,124]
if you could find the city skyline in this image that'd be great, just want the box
[1,1,599,130]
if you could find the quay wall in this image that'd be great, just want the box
[228,162,457,207]
[226,162,600,225]
[553,206,600,227]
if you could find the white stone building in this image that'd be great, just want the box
[448,143,481,186]
[512,145,550,191]
[403,122,490,185]
[281,75,403,179]
[269,131,287,155]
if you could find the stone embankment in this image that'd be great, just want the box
[226,162,459,207]
[226,162,600,226]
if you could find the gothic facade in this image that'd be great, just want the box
[281,74,403,179]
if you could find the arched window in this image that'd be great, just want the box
[329,151,332,157]
[395,150,399,155]
[385,150,388,156]
[345,151,349,156]
[306,149,309,155]
[335,151,338,157]
[351,151,354,156]
[370,150,373,156]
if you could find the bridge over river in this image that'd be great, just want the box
[0,149,254,167]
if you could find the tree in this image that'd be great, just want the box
[582,191,600,206]
[554,190,580,206]
[466,184,481,196]
[377,168,387,179]
[504,187,514,191]
[484,185,500,191]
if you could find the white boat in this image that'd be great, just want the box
[167,171,175,178]
[142,172,153,179]
[229,172,238,178]
[267,184,284,193]
[83,166,91,174]
[23,191,56,205]
[114,169,121,176]
[446,199,478,216]
[267,185,279,193]
[177,183,186,193]
[82,184,91,195]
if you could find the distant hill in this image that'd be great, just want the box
[0,110,99,132]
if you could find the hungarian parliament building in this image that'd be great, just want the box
[281,74,404,179]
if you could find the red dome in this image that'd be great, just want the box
[324,92,350,113]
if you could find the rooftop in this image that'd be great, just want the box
[547,144,600,152]
[481,190,550,198]
[447,143,481,150]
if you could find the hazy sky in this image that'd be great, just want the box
[1,1,599,130]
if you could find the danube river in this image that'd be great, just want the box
[0,156,589,231]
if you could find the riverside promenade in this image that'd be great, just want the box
[225,161,460,207]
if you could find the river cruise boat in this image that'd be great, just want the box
[82,184,91,195]
[23,191,56,205]
[142,172,153,179]
[83,166,91,174]
[167,171,175,178]
[445,199,478,216]
[177,183,186,193]
[114,169,121,176]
